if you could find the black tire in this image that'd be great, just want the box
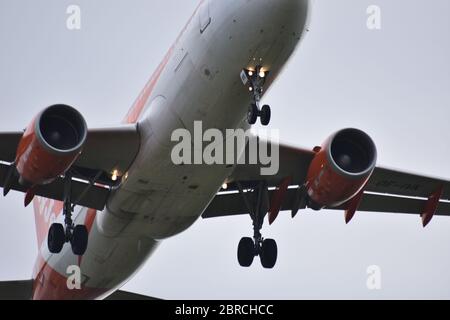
[48,223,65,254]
[247,104,258,125]
[238,237,255,267]
[71,225,89,256]
[260,105,271,126]
[260,239,277,269]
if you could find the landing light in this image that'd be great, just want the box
[249,87,253,92]
[259,71,265,78]
[222,183,228,190]
[112,170,119,182]
[248,71,254,76]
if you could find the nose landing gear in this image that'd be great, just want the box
[236,181,278,269]
[241,66,271,126]
[47,174,89,256]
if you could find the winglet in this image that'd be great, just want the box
[421,185,444,228]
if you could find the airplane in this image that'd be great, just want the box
[0,0,449,300]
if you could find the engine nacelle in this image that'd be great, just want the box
[306,128,377,210]
[15,104,87,186]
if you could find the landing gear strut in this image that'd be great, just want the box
[47,173,88,256]
[242,66,271,126]
[236,181,278,269]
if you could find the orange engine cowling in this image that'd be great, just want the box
[15,104,87,186]
[305,128,377,210]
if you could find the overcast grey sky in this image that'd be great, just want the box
[1,0,450,299]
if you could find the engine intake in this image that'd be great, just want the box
[328,128,377,178]
[38,105,87,152]
[15,105,87,186]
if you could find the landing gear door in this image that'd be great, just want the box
[199,0,211,34]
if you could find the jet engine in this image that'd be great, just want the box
[14,104,87,186]
[305,128,377,210]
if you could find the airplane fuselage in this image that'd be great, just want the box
[31,0,311,299]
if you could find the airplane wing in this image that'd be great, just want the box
[0,124,140,210]
[203,141,450,225]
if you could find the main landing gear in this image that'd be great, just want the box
[236,181,278,269]
[242,66,271,126]
[47,174,88,256]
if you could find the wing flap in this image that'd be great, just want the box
[338,192,450,216]
[203,188,450,220]
[228,140,315,187]
[0,163,109,210]
[0,124,140,181]
[210,142,450,220]
[0,124,139,209]
[203,188,304,219]
[366,167,450,200]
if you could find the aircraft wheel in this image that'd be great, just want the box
[260,239,277,269]
[247,104,258,125]
[238,237,255,267]
[260,105,271,126]
[48,223,65,254]
[71,225,89,256]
